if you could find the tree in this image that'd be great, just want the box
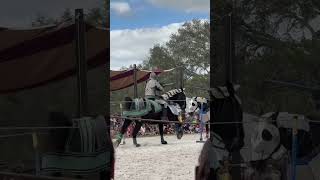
[213,0,320,114]
[31,1,108,27]
[142,19,210,97]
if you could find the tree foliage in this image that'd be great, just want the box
[142,19,210,98]
[31,1,108,27]
[213,0,320,115]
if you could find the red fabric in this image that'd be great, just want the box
[0,22,108,94]
[110,68,174,91]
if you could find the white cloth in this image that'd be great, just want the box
[251,122,280,160]
[276,112,310,132]
[168,104,181,115]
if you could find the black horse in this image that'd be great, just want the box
[115,88,186,147]
[207,82,244,179]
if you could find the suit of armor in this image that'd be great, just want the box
[145,72,164,100]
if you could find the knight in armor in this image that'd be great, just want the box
[145,71,164,100]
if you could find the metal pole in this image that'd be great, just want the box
[180,67,184,89]
[75,9,88,117]
[225,13,233,84]
[199,104,204,141]
[196,103,206,143]
[133,64,138,98]
[209,0,214,141]
[292,116,298,180]
[32,132,40,175]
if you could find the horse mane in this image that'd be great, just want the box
[161,88,185,100]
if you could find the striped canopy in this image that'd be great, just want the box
[110,68,175,91]
[0,22,108,94]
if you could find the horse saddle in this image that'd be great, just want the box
[123,98,163,117]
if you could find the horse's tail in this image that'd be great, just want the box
[124,97,133,110]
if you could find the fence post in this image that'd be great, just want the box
[75,9,88,117]
[32,132,40,175]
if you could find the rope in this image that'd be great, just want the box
[0,126,79,130]
[110,99,189,104]
[0,132,49,138]
[110,115,320,125]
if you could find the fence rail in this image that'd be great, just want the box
[110,115,320,125]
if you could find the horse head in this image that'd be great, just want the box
[186,97,209,116]
[208,83,244,153]
[269,112,315,160]
[161,88,186,139]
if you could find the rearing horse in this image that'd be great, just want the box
[114,88,186,147]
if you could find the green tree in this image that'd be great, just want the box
[142,19,210,97]
[214,0,320,115]
[31,1,108,27]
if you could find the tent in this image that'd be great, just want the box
[0,22,108,93]
[110,68,175,91]
[0,20,108,129]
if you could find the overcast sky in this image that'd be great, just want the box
[0,0,102,28]
[110,0,209,70]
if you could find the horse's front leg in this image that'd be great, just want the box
[132,120,142,147]
[205,124,209,139]
[114,119,131,147]
[158,123,167,144]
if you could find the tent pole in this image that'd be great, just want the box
[209,0,214,141]
[75,9,88,118]
[133,64,138,98]
[225,13,233,84]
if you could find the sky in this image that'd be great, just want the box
[0,0,101,27]
[110,0,209,70]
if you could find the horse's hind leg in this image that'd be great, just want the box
[132,121,142,147]
[158,123,167,144]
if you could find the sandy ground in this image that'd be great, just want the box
[114,134,205,180]
[113,114,320,180]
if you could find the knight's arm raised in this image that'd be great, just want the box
[155,81,164,91]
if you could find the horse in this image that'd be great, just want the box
[114,88,187,147]
[243,111,320,179]
[186,96,210,138]
[217,111,320,179]
[196,83,320,180]
[203,82,244,179]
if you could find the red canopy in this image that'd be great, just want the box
[110,68,175,91]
